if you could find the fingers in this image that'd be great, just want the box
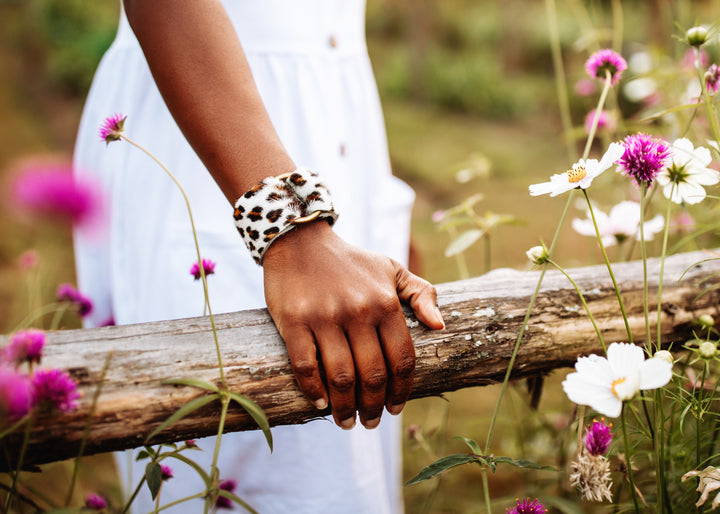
[314,326,357,429]
[394,264,445,330]
[282,325,329,411]
[347,324,387,429]
[378,309,416,415]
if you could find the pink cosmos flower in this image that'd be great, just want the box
[161,464,174,481]
[190,259,216,280]
[682,48,709,71]
[12,165,102,228]
[585,49,628,86]
[705,64,720,94]
[506,497,547,514]
[31,368,81,413]
[617,133,671,185]
[2,329,45,367]
[0,366,32,420]
[584,419,613,456]
[99,113,126,144]
[574,78,598,97]
[85,493,108,510]
[584,109,616,135]
[216,479,238,509]
[57,283,94,317]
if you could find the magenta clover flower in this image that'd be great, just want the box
[506,497,547,514]
[161,464,174,481]
[0,366,32,421]
[585,49,628,86]
[2,329,45,368]
[12,165,102,228]
[584,419,613,455]
[99,113,126,144]
[617,133,671,186]
[57,283,94,318]
[216,478,238,509]
[85,493,108,510]
[190,258,216,280]
[31,368,81,413]
[705,64,720,94]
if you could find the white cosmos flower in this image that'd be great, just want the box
[529,142,624,197]
[572,201,664,246]
[562,342,672,418]
[656,138,720,205]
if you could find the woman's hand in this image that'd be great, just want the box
[263,221,444,430]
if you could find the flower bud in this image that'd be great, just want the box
[526,245,549,265]
[654,350,674,365]
[699,314,715,329]
[699,341,717,359]
[687,26,709,47]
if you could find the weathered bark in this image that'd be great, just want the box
[2,250,719,469]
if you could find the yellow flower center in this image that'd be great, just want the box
[567,165,587,183]
[611,377,626,397]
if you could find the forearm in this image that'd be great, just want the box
[123,0,295,203]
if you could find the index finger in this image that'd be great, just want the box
[378,308,416,415]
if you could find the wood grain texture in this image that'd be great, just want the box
[3,250,719,469]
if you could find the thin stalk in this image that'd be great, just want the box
[13,302,67,332]
[481,469,491,514]
[582,190,633,342]
[206,395,231,514]
[154,492,206,513]
[49,303,71,331]
[576,405,586,455]
[696,48,720,144]
[621,405,641,512]
[6,418,32,511]
[121,475,147,514]
[656,193,674,348]
[639,183,652,348]
[483,234,491,274]
[121,135,226,386]
[548,259,607,352]
[582,71,613,160]
[447,226,470,279]
[610,0,623,52]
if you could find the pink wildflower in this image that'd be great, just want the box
[705,64,720,94]
[506,497,547,514]
[574,78,598,97]
[57,283,94,317]
[584,109,616,135]
[2,329,45,367]
[0,366,32,420]
[85,493,108,510]
[585,49,628,86]
[12,165,101,228]
[216,479,238,509]
[682,48,709,71]
[190,259,216,280]
[584,419,613,455]
[99,113,126,144]
[31,368,81,413]
[161,464,174,481]
[617,133,671,186]
[17,250,40,271]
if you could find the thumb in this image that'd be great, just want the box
[394,263,445,330]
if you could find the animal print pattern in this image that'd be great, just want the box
[233,167,338,265]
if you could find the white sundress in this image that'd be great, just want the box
[73,1,415,513]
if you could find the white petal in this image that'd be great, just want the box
[529,174,573,197]
[588,392,623,418]
[598,142,625,171]
[691,167,720,186]
[572,217,596,236]
[656,171,671,187]
[562,371,618,415]
[677,181,707,205]
[607,343,645,378]
[575,354,615,384]
[641,215,665,239]
[639,357,673,390]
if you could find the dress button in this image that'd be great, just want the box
[339,143,346,156]
[329,34,338,48]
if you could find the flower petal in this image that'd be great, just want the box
[606,343,645,378]
[638,357,672,390]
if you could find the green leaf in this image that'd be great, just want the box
[491,456,556,472]
[163,377,220,393]
[216,488,259,514]
[445,229,484,257]
[146,393,220,442]
[405,454,479,486]
[165,452,211,485]
[226,391,273,452]
[455,436,481,455]
[136,449,152,461]
[145,462,162,500]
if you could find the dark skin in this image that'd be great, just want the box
[123,0,445,430]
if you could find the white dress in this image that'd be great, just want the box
[73,1,415,513]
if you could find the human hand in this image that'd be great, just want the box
[262,221,444,429]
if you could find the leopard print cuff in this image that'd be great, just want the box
[233,167,338,265]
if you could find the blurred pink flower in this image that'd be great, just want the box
[506,497,547,514]
[17,250,40,271]
[0,366,32,420]
[585,49,627,86]
[682,48,709,71]
[584,109,616,135]
[2,329,45,368]
[99,113,126,144]
[12,165,102,228]
[216,479,238,509]
[574,78,598,97]
[705,64,720,94]
[31,368,81,413]
[190,259,216,280]
[57,283,94,317]
[161,464,174,481]
[85,493,108,510]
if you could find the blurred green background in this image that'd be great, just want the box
[1,0,720,512]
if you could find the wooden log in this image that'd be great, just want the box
[2,249,719,469]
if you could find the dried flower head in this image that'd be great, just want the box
[31,368,81,413]
[682,466,720,508]
[617,133,671,186]
[0,366,32,420]
[585,49,628,86]
[569,453,613,502]
[584,419,613,456]
[215,478,238,510]
[190,259,216,280]
[85,493,108,510]
[2,329,45,368]
[99,113,126,144]
[57,283,94,318]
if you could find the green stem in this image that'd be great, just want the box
[582,70,613,160]
[121,475,147,514]
[121,135,226,387]
[656,193,674,349]
[639,183,652,348]
[7,418,32,511]
[205,394,231,514]
[621,405,641,512]
[582,190,633,342]
[481,469,492,514]
[696,48,720,145]
[611,0,623,52]
[548,259,606,352]
[154,492,207,513]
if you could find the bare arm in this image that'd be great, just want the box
[123,0,444,429]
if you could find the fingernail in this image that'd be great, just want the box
[434,306,445,329]
[388,402,405,415]
[340,416,356,430]
[314,398,328,410]
[363,417,381,429]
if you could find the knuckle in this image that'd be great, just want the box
[291,359,317,380]
[361,369,388,393]
[392,354,416,379]
[328,370,355,393]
